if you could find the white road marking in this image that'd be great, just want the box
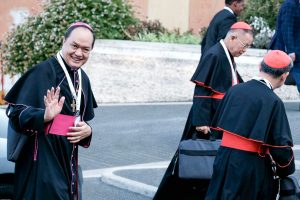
[83,146,300,197]
[293,145,300,150]
[295,160,300,170]
[83,161,168,197]
[83,161,169,178]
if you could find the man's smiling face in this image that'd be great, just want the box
[61,27,93,69]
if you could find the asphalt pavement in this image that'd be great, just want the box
[79,102,300,200]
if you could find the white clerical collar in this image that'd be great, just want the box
[220,40,238,85]
[224,6,234,15]
[252,76,273,90]
[57,51,82,117]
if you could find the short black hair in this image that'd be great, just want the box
[225,0,244,5]
[260,60,292,78]
[64,25,96,49]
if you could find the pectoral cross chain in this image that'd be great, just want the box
[71,99,76,113]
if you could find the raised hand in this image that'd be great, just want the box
[44,87,65,122]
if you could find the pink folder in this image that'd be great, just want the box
[45,114,76,136]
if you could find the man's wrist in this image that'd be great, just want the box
[44,111,52,123]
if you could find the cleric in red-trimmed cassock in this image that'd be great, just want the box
[153,22,254,200]
[205,50,295,200]
[5,22,98,200]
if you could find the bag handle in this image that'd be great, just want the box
[192,130,216,141]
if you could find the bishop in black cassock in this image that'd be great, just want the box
[205,50,295,200]
[5,22,97,200]
[153,22,253,200]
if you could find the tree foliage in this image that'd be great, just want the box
[1,0,137,75]
[238,0,284,48]
[240,0,284,30]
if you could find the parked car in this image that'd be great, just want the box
[0,107,14,199]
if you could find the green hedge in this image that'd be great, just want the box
[1,0,137,75]
[125,20,201,44]
[239,0,284,49]
[240,0,283,30]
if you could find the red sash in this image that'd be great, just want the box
[211,93,225,99]
[221,131,270,155]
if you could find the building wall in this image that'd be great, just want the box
[129,0,225,34]
[0,0,43,41]
[147,0,190,32]
[0,0,225,41]
[189,0,224,33]
[129,0,148,21]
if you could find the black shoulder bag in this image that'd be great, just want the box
[6,106,28,162]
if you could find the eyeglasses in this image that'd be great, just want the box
[236,37,251,49]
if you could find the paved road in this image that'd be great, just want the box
[79,102,300,200]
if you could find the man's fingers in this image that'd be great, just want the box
[46,89,53,102]
[54,87,61,99]
[46,89,50,98]
[69,139,80,144]
[58,96,65,107]
[67,134,81,143]
[67,131,80,136]
[195,127,202,131]
[45,92,52,104]
[44,96,48,106]
[50,87,55,101]
[196,126,210,134]
[67,135,81,140]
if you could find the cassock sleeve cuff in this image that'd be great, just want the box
[19,107,45,135]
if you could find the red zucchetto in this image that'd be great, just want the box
[263,50,292,69]
[230,21,253,31]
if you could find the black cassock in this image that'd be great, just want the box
[201,8,237,55]
[5,56,97,200]
[205,79,295,200]
[153,42,243,200]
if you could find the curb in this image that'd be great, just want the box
[83,147,300,197]
[83,161,169,198]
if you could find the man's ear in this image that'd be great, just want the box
[231,35,237,41]
[281,72,289,81]
[231,1,238,9]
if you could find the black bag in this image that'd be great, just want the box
[279,176,300,200]
[6,107,28,162]
[178,133,221,179]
